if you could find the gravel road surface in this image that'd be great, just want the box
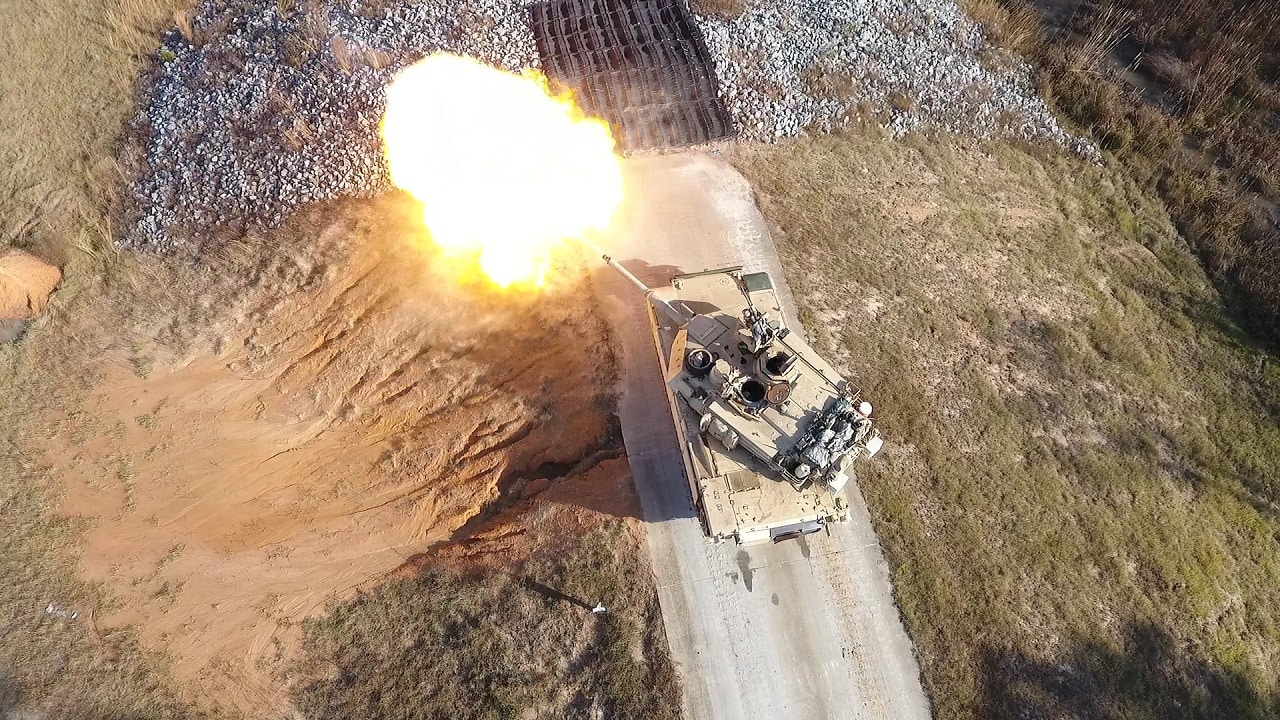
[592,152,932,720]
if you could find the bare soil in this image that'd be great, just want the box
[0,249,61,319]
[34,196,626,716]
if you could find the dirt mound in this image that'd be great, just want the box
[43,199,623,716]
[0,248,61,319]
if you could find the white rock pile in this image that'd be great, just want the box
[123,0,538,251]
[121,0,1096,252]
[698,0,1096,153]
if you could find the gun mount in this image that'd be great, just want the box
[604,256,883,544]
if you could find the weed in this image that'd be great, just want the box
[688,0,745,20]
[291,522,680,720]
[129,341,155,378]
[158,543,185,568]
[888,89,915,113]
[255,592,282,619]
[731,129,1280,719]
[154,579,184,602]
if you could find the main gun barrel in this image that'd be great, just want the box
[602,254,688,327]
[602,254,651,295]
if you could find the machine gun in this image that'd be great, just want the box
[732,271,788,355]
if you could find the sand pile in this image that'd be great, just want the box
[43,199,623,714]
[0,248,60,319]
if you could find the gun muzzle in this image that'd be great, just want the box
[601,254,688,326]
[602,254,651,295]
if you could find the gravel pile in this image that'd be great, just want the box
[698,0,1096,155]
[122,0,1096,252]
[123,0,538,251]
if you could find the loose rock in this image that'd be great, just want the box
[120,0,1096,254]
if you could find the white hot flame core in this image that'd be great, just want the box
[381,53,623,288]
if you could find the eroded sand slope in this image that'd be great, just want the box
[42,199,619,713]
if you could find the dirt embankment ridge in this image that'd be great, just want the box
[38,199,622,715]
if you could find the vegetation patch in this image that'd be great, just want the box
[963,0,1280,343]
[732,130,1280,719]
[292,522,680,720]
[0,0,201,716]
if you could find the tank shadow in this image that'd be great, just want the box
[609,257,686,287]
[593,255,706,527]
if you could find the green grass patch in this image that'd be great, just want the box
[963,0,1280,344]
[291,522,680,720]
[731,130,1280,719]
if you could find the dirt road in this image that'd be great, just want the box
[593,152,932,720]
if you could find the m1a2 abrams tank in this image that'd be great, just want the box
[604,255,883,544]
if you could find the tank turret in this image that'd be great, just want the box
[603,257,884,544]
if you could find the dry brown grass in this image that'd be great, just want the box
[732,129,1280,719]
[0,1,202,716]
[688,0,746,20]
[962,0,1280,344]
[293,521,681,720]
[962,0,1040,56]
[173,8,198,45]
[0,0,186,269]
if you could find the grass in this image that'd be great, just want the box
[961,0,1280,345]
[0,3,678,719]
[0,1,208,716]
[731,129,1280,719]
[291,521,680,720]
[0,447,200,718]
[687,0,746,20]
[0,0,188,270]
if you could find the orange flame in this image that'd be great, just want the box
[381,53,622,288]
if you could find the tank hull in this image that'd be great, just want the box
[641,268,857,544]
